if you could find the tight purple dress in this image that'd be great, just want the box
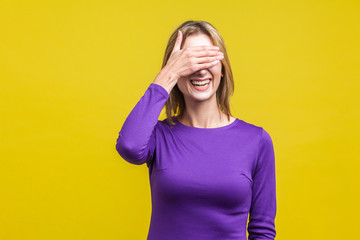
[116,83,277,240]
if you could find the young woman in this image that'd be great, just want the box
[116,20,277,240]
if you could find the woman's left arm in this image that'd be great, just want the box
[248,128,277,240]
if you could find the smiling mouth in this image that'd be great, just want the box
[190,78,211,87]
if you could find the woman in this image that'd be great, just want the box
[116,20,277,240]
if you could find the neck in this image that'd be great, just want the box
[178,95,229,128]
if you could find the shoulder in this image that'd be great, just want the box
[153,118,174,133]
[236,119,274,145]
[235,118,263,135]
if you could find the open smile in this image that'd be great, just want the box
[190,78,211,91]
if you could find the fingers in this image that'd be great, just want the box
[193,55,224,64]
[172,30,183,53]
[192,60,220,73]
[191,50,223,58]
[187,45,220,51]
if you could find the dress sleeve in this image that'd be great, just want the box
[115,83,169,166]
[248,128,277,240]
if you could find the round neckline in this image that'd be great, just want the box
[173,117,240,131]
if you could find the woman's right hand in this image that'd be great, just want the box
[153,30,224,94]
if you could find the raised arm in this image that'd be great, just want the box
[115,83,169,166]
[248,128,277,240]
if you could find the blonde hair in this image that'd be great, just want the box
[161,20,235,126]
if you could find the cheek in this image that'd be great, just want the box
[208,63,222,76]
[176,77,189,92]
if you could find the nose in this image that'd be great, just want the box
[194,68,208,76]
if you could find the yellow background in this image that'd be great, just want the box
[1,0,359,239]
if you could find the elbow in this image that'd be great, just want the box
[115,135,147,165]
[248,214,276,240]
[248,230,276,240]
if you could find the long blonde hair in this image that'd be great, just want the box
[161,20,235,126]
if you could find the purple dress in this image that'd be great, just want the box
[116,83,277,240]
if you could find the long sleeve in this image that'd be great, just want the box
[248,128,277,240]
[115,83,169,166]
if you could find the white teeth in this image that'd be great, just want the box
[190,79,211,86]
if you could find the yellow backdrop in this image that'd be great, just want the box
[1,0,359,239]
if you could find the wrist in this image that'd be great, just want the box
[153,68,179,94]
[159,66,180,83]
